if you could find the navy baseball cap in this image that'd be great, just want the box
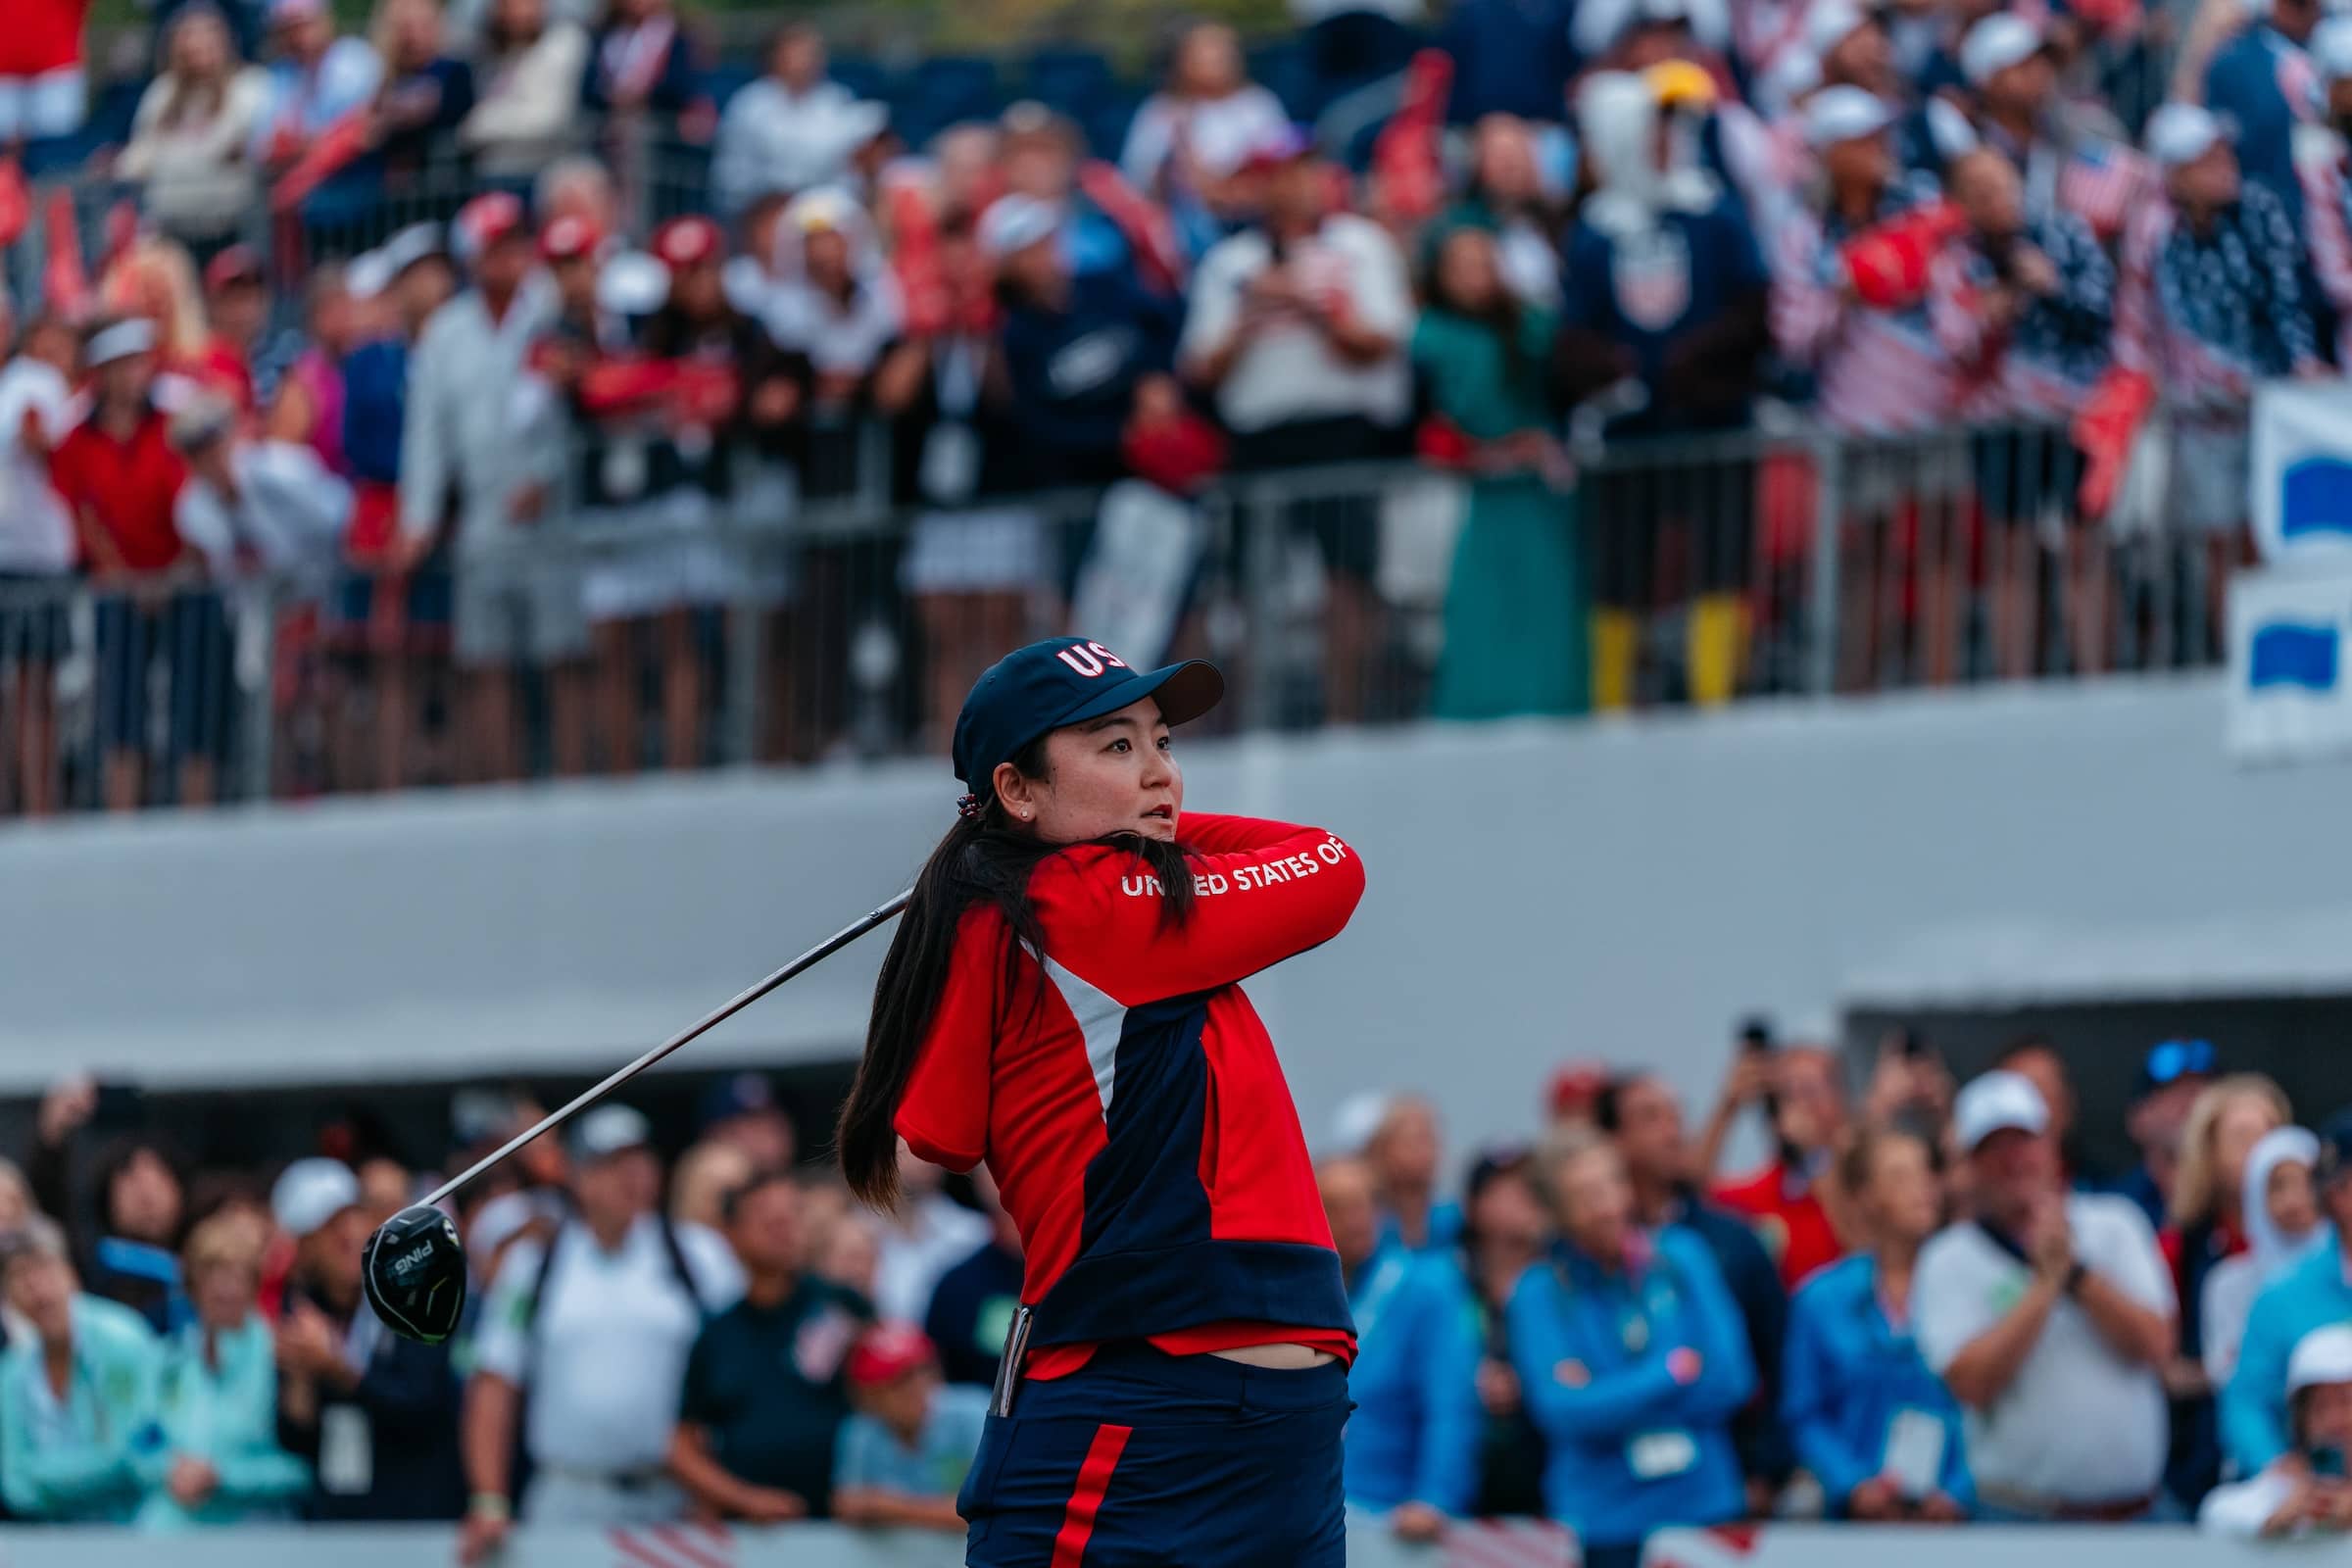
[953,638,1224,791]
[2318,1109,2352,1187]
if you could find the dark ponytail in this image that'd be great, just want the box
[836,738,1199,1209]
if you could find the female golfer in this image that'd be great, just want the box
[837,637,1365,1567]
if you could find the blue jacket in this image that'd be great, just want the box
[1782,1254,1972,1514]
[2205,24,2309,226]
[1342,1245,1483,1515]
[2224,1230,2352,1474]
[138,1315,312,1529]
[1506,1226,1753,1545]
[0,1296,161,1523]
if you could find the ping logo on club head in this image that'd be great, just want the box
[388,1242,438,1280]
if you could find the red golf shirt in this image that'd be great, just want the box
[50,407,185,573]
[897,814,1366,1379]
[1712,1158,1845,1291]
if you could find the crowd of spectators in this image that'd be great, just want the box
[0,0,2339,812]
[0,1036,2350,1557]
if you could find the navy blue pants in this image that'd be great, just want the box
[959,1344,1349,1567]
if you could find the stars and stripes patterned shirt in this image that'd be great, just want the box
[2298,130,2352,366]
[1930,210,2116,421]
[2116,180,2321,409]
[1771,173,1959,436]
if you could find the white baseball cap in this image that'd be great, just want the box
[977,194,1063,260]
[1962,14,2046,86]
[271,1158,363,1240]
[1954,1070,2050,1152]
[1806,0,1875,59]
[2146,102,2226,168]
[2290,1324,2352,1395]
[569,1103,653,1163]
[1803,85,1896,148]
[85,317,158,368]
[2313,16,2352,83]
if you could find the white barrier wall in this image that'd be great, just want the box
[4,676,2351,1157]
[0,1523,2321,1568]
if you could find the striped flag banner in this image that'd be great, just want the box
[609,1523,736,1568]
[1444,1519,1580,1568]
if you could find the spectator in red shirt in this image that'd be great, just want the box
[194,245,268,416]
[1698,1042,1853,1289]
[0,0,93,147]
[48,318,225,812]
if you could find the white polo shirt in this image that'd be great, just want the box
[1179,214,1414,435]
[474,1215,744,1476]
[1914,1193,2174,1504]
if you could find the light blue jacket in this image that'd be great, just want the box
[0,1295,163,1523]
[1507,1226,1753,1546]
[1341,1243,1483,1515]
[2224,1231,2352,1476]
[137,1313,312,1529]
[1782,1254,1973,1514]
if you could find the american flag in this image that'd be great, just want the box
[2057,141,2155,245]
[606,1523,735,1568]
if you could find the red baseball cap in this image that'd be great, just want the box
[203,244,264,294]
[453,192,529,266]
[846,1324,937,1389]
[652,215,724,270]
[1547,1062,1609,1121]
[539,214,602,264]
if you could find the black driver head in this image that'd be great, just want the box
[362,1203,467,1345]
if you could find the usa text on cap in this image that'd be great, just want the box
[1954,1069,2050,1152]
[1803,85,1896,148]
[952,639,1223,791]
[1961,14,2046,87]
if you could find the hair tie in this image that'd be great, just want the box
[956,793,982,820]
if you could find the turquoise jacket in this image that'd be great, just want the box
[137,1313,312,1529]
[0,1295,163,1523]
[2224,1231,2352,1475]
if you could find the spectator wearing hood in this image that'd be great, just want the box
[2204,1325,2352,1538]
[0,1220,159,1524]
[712,25,883,216]
[2206,1127,2325,1388]
[271,1158,465,1521]
[2204,0,2324,223]
[2226,1113,2352,1478]
[1411,221,1583,721]
[1560,67,1771,711]
[2298,17,2352,366]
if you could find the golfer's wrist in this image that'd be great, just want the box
[468,1492,512,1521]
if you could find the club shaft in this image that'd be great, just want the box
[418,889,911,1211]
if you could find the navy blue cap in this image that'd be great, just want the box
[2319,1109,2352,1186]
[699,1071,777,1131]
[953,638,1224,791]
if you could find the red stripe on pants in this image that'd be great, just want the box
[1048,1422,1133,1568]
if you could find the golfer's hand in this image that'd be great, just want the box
[1391,1501,1446,1543]
[460,1508,513,1564]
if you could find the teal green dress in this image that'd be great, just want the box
[1410,306,1589,719]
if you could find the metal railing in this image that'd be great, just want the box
[0,409,2246,819]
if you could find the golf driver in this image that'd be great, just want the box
[362,888,911,1344]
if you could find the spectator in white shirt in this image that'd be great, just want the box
[869,1145,986,1326]
[119,5,273,249]
[0,307,81,819]
[458,0,587,179]
[1915,1071,2177,1521]
[170,394,353,595]
[711,24,886,216]
[1121,23,1291,220]
[460,1104,742,1563]
[1180,126,1413,725]
[2203,1324,2352,1537]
